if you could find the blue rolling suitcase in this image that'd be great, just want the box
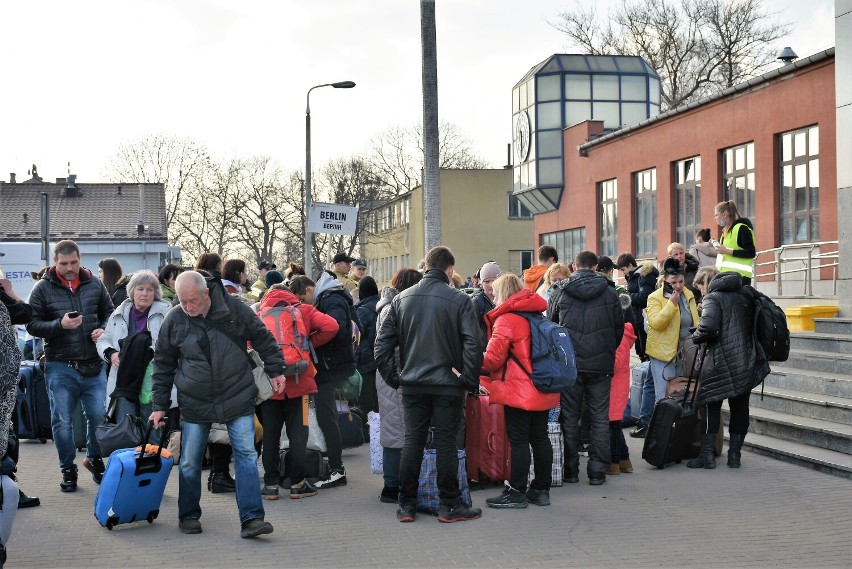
[94,426,173,530]
[15,361,52,443]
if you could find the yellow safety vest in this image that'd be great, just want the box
[716,222,755,278]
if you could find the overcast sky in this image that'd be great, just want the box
[0,0,836,184]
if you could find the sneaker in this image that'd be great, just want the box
[565,473,579,484]
[589,476,606,486]
[179,519,202,534]
[18,490,41,508]
[437,501,482,523]
[240,518,274,539]
[262,485,280,501]
[315,468,347,489]
[525,487,550,507]
[629,425,648,439]
[379,485,399,504]
[83,456,105,484]
[208,472,236,493]
[290,479,318,499]
[396,502,416,523]
[485,486,528,509]
[60,466,78,493]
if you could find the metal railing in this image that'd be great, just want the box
[755,240,839,296]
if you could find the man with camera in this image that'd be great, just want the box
[26,240,114,492]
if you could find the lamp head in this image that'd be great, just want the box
[332,81,356,89]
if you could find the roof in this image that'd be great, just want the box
[579,48,836,151]
[0,179,168,241]
[515,54,659,87]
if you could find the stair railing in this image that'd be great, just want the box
[755,240,839,296]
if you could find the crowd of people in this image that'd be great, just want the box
[0,198,772,545]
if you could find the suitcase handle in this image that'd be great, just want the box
[134,420,170,476]
[680,343,707,407]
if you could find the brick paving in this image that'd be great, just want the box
[8,433,852,568]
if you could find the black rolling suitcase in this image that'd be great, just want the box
[642,344,707,468]
[15,361,52,443]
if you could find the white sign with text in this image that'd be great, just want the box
[307,202,359,236]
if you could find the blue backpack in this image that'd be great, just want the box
[507,312,577,393]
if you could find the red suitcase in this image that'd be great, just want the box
[464,393,510,484]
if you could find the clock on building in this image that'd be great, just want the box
[514,111,531,163]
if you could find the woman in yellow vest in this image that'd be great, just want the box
[712,201,756,285]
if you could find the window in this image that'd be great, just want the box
[540,227,586,266]
[634,168,657,257]
[599,179,618,258]
[401,197,410,226]
[721,142,755,224]
[779,125,819,243]
[520,251,534,272]
[508,192,533,219]
[674,157,701,247]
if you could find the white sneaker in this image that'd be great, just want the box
[314,468,347,488]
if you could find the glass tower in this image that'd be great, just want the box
[512,54,661,214]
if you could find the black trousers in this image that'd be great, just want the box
[703,391,751,435]
[505,405,552,491]
[609,420,630,462]
[357,370,378,414]
[398,392,463,506]
[260,396,307,484]
[560,373,612,478]
[314,369,347,471]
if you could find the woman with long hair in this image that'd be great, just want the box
[713,201,756,285]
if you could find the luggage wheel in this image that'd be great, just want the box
[147,511,158,524]
[106,521,115,530]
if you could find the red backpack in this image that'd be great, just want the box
[258,303,311,379]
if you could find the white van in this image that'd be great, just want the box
[0,242,45,301]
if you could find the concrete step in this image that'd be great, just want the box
[785,349,852,376]
[723,404,852,455]
[790,332,852,354]
[728,431,852,479]
[749,385,852,424]
[764,366,852,398]
[813,317,852,336]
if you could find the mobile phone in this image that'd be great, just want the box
[663,282,674,298]
[67,311,80,318]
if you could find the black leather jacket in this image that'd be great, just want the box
[691,273,770,404]
[26,267,114,362]
[548,269,624,375]
[374,269,482,394]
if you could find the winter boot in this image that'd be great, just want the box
[687,433,717,469]
[728,433,746,468]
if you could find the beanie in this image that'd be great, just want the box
[265,270,284,288]
[479,261,501,281]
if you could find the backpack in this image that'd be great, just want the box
[508,312,578,393]
[751,290,790,362]
[258,303,311,376]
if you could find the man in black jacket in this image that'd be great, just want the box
[548,251,624,485]
[26,240,114,493]
[615,253,658,362]
[375,246,482,524]
[150,271,285,538]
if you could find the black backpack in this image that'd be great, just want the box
[752,290,790,362]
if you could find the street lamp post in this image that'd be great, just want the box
[304,80,356,278]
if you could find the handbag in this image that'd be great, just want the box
[95,399,146,457]
[338,370,362,402]
[306,398,327,453]
[202,318,275,405]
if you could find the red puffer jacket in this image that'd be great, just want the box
[610,322,636,420]
[481,289,560,411]
[258,288,338,399]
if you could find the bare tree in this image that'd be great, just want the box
[552,0,790,110]
[367,121,490,197]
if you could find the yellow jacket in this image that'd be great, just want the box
[645,287,699,362]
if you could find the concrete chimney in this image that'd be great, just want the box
[9,173,15,183]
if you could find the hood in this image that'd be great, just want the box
[692,242,717,256]
[707,272,746,293]
[312,271,343,301]
[376,286,398,313]
[487,288,547,322]
[557,269,611,300]
[523,265,547,289]
[259,287,300,311]
[638,262,658,278]
[734,217,754,231]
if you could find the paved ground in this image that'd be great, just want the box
[8,431,852,568]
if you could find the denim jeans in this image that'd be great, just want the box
[650,357,683,401]
[113,396,160,446]
[398,392,463,506]
[178,414,264,524]
[382,446,401,488]
[505,405,552,491]
[44,361,107,469]
[560,373,611,479]
[259,397,307,485]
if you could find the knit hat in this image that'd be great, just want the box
[265,270,284,287]
[358,276,379,299]
[479,261,501,281]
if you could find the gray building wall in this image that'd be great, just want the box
[838,0,852,315]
